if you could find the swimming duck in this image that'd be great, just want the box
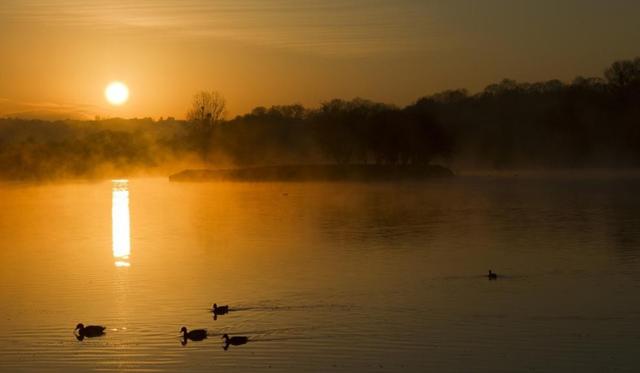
[212,303,229,315]
[488,270,498,280]
[74,323,106,339]
[180,327,208,341]
[222,333,248,350]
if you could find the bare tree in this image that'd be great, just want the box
[186,90,227,161]
[187,90,227,124]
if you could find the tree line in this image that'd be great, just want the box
[0,57,639,179]
[184,57,640,169]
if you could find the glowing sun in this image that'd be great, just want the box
[105,82,129,106]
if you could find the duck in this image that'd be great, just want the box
[212,303,229,315]
[222,333,249,350]
[180,327,208,341]
[74,323,106,339]
[488,270,498,280]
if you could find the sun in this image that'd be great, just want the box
[105,81,129,106]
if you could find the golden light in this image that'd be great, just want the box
[112,179,131,267]
[105,81,129,106]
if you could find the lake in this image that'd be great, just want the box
[1,175,639,372]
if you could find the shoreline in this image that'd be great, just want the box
[169,164,454,182]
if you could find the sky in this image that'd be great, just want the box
[0,0,639,119]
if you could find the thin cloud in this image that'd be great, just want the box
[0,97,99,120]
[1,0,437,57]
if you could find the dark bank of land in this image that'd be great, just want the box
[169,164,454,182]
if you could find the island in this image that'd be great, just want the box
[169,164,454,182]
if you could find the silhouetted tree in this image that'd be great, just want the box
[186,90,226,161]
[186,90,226,124]
[605,58,640,88]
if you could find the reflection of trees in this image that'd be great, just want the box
[312,187,449,250]
[605,183,640,258]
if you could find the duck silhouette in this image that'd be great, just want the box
[212,304,229,320]
[212,304,229,314]
[488,270,498,280]
[180,326,207,345]
[222,333,249,350]
[74,323,105,341]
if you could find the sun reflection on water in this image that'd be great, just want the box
[112,179,131,267]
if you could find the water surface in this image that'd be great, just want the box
[1,176,639,372]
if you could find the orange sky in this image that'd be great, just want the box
[1,0,639,120]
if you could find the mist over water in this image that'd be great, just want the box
[0,176,639,372]
[2,56,640,181]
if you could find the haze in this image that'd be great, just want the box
[1,0,639,119]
